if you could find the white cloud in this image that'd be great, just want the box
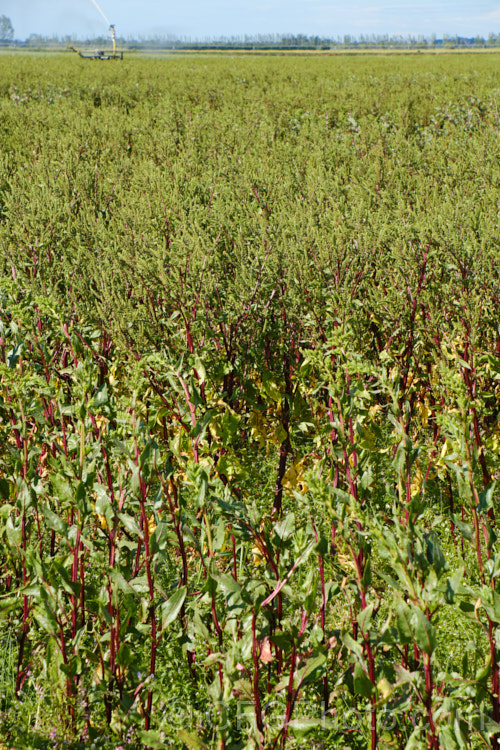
[486,6,500,20]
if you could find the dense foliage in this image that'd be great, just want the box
[1,52,500,749]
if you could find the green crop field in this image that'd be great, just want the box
[1,52,500,749]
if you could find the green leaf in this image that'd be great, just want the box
[487,555,500,579]
[297,653,326,686]
[0,598,17,618]
[117,512,142,538]
[117,644,136,668]
[405,726,426,749]
[140,441,157,479]
[486,354,500,374]
[458,601,475,616]
[475,657,492,686]
[470,713,500,737]
[396,601,413,645]
[203,652,223,667]
[110,569,136,596]
[0,503,13,519]
[0,478,9,499]
[53,562,80,597]
[42,505,68,535]
[274,512,295,541]
[129,576,150,595]
[271,631,295,652]
[215,573,242,600]
[34,608,58,636]
[177,729,209,750]
[193,356,206,385]
[303,568,318,614]
[426,532,446,576]
[161,586,187,630]
[51,474,73,502]
[391,440,406,475]
[452,516,473,541]
[395,664,419,685]
[139,730,166,748]
[192,610,211,641]
[76,481,92,516]
[7,343,22,369]
[342,632,363,658]
[481,589,500,623]
[92,383,108,408]
[445,568,465,603]
[411,607,436,656]
[478,483,496,515]
[354,661,374,698]
[5,516,21,548]
[357,603,374,635]
[287,717,323,738]
[362,556,372,588]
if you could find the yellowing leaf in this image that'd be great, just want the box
[261,371,281,403]
[96,415,108,434]
[248,409,268,447]
[282,459,306,492]
[368,404,382,420]
[274,423,288,446]
[415,401,430,429]
[217,454,244,480]
[410,465,423,498]
[251,544,264,566]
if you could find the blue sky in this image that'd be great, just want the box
[4,0,500,40]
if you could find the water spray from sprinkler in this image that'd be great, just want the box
[89,0,111,26]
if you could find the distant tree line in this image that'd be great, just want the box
[3,19,500,51]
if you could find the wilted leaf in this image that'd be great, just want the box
[260,637,273,664]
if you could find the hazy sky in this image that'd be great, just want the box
[4,0,500,39]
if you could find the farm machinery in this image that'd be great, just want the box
[69,24,123,60]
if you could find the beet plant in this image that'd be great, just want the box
[1,51,500,749]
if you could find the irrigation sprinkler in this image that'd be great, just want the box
[69,23,123,60]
